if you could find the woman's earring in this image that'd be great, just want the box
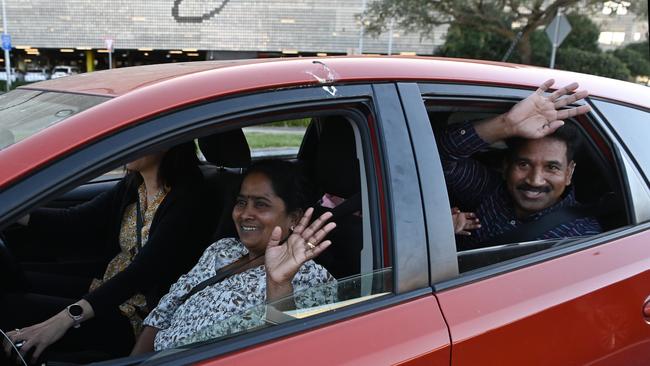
[290,225,295,232]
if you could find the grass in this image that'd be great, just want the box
[244,132,303,149]
[266,118,311,128]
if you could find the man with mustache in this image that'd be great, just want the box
[439,79,602,250]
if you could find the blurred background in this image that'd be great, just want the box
[0,0,647,90]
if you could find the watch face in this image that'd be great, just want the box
[68,304,83,317]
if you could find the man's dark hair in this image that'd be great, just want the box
[506,122,581,163]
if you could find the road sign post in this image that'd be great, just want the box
[1,0,11,91]
[104,38,114,69]
[545,11,572,69]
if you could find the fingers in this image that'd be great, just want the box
[301,211,333,242]
[308,240,332,258]
[267,227,283,249]
[548,82,579,101]
[553,89,588,108]
[556,104,591,120]
[291,207,314,235]
[535,79,555,95]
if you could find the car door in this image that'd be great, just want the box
[1,83,451,365]
[156,83,451,366]
[407,82,650,365]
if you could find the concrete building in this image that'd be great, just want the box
[0,0,446,72]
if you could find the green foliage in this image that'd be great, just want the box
[561,13,600,52]
[243,132,304,149]
[556,47,631,80]
[611,45,650,77]
[266,118,311,128]
[437,22,511,60]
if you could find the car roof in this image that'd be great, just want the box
[2,56,649,188]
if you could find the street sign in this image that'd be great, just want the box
[545,14,571,47]
[104,38,114,52]
[546,13,572,69]
[1,34,11,51]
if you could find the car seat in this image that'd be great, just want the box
[308,116,363,280]
[197,128,252,241]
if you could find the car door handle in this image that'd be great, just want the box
[644,298,650,319]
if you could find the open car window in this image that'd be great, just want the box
[422,90,628,273]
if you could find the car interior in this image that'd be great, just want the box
[425,101,629,273]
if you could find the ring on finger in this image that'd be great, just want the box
[306,241,316,250]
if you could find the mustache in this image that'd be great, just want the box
[516,183,551,193]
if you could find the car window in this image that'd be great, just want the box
[243,118,309,160]
[591,100,650,184]
[0,89,110,150]
[421,92,628,273]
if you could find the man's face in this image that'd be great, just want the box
[505,138,575,218]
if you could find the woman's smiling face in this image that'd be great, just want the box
[232,172,297,256]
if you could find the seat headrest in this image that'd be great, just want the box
[198,129,251,167]
[316,117,360,198]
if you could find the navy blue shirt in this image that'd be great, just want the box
[439,121,602,250]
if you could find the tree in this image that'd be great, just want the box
[557,47,631,80]
[611,41,650,77]
[365,0,642,64]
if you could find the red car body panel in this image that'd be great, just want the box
[195,296,450,366]
[437,230,650,365]
[2,57,648,188]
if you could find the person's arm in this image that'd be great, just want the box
[83,187,214,317]
[438,121,502,208]
[5,299,95,363]
[131,326,159,356]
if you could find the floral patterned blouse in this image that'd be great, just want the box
[143,237,336,351]
[89,184,167,336]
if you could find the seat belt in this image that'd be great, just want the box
[485,205,596,246]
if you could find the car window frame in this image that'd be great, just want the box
[0,83,434,365]
[415,82,643,290]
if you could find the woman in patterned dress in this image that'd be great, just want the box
[2,142,216,362]
[132,160,337,353]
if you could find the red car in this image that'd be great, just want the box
[1,57,649,365]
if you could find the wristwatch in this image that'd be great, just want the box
[66,304,84,328]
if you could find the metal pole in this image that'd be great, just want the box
[108,50,112,69]
[358,0,367,54]
[549,8,561,69]
[387,18,394,55]
[1,0,11,91]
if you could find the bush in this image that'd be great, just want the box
[557,47,631,81]
[611,43,650,77]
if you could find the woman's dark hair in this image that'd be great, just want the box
[243,160,313,214]
[158,141,201,188]
[126,141,201,188]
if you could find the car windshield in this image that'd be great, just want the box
[52,68,68,73]
[0,89,110,150]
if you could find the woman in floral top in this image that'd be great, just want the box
[133,160,337,353]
